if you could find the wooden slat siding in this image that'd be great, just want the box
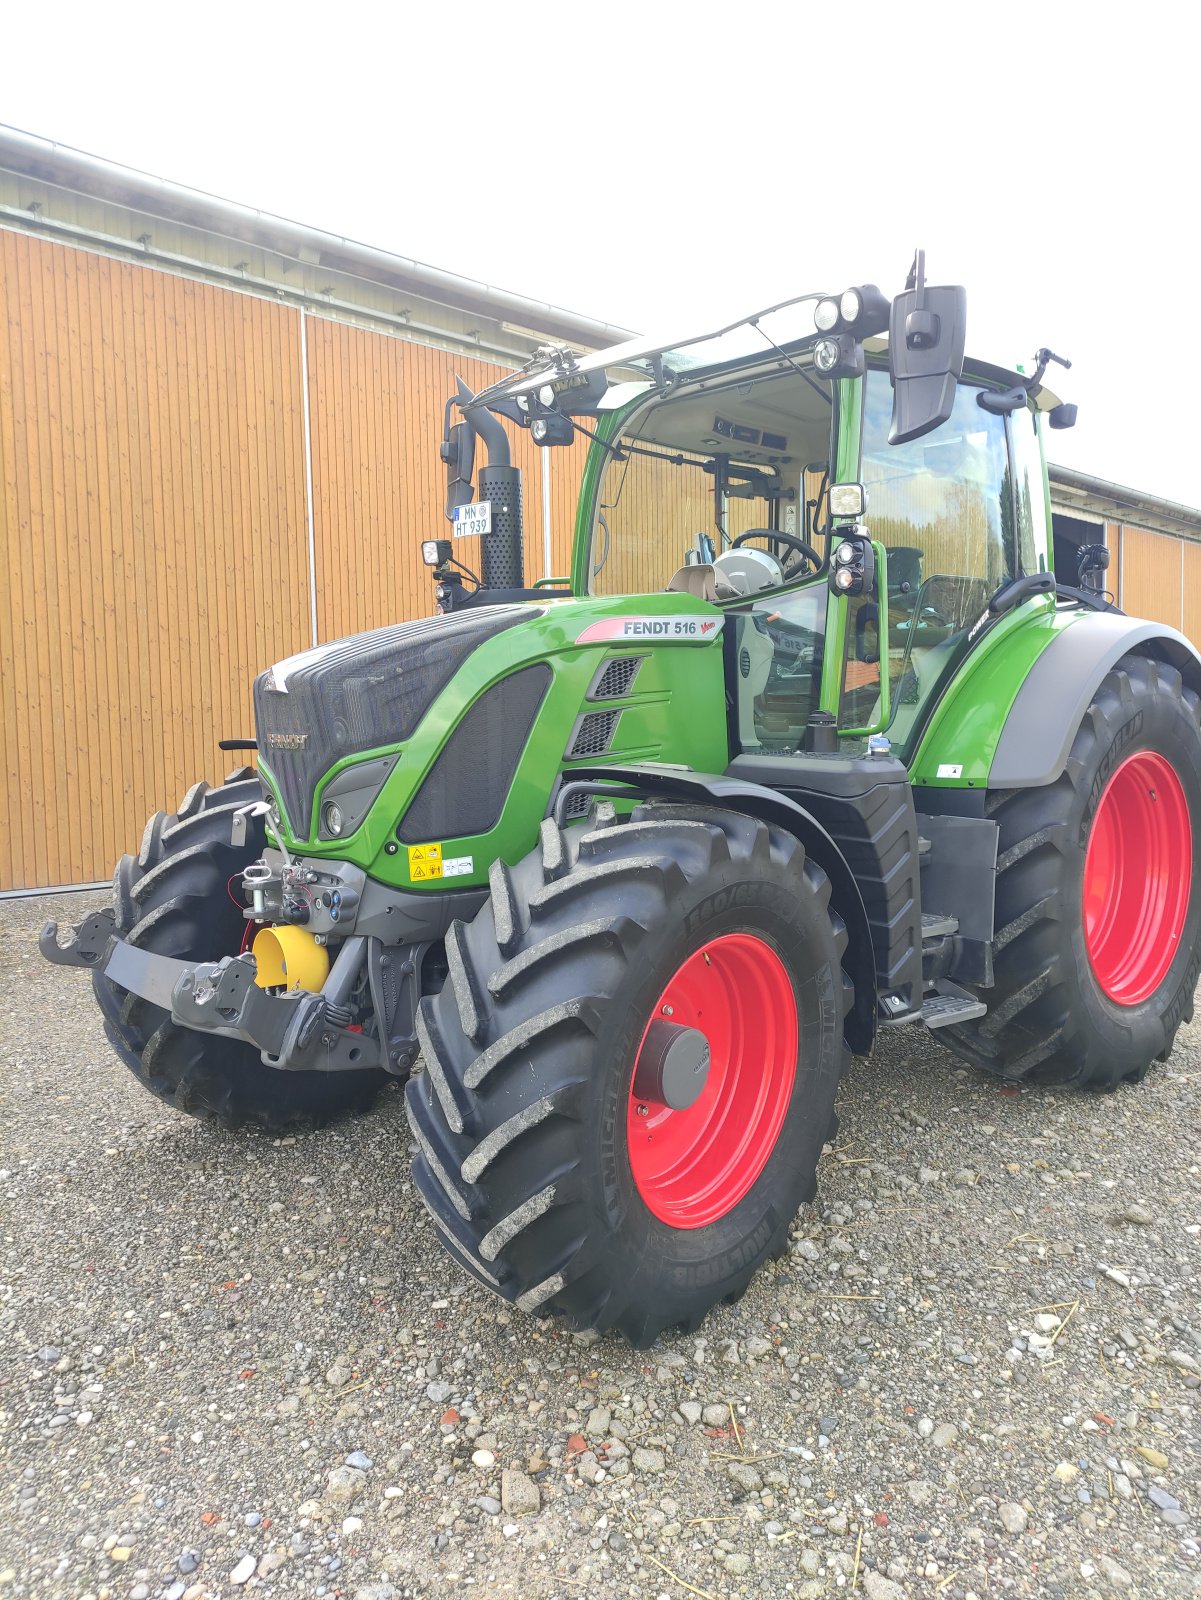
[305,322,589,642]
[1105,522,1121,607]
[1182,541,1201,645]
[0,233,310,889]
[1120,524,1182,633]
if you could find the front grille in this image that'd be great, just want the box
[255,606,531,836]
[588,655,645,700]
[568,709,620,759]
[398,665,551,843]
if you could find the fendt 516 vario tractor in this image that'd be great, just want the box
[45,256,1201,1345]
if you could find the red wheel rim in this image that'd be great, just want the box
[1083,750,1192,1004]
[626,932,797,1229]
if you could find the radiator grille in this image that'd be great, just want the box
[398,665,551,844]
[568,709,620,759]
[588,654,645,701]
[254,606,530,837]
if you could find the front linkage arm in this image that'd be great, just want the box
[41,914,385,1074]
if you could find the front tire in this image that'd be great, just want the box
[94,771,390,1131]
[940,654,1201,1088]
[406,803,851,1346]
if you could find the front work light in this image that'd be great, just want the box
[422,538,452,567]
[815,283,891,338]
[814,335,865,380]
[531,414,575,446]
[322,801,344,837]
[828,482,867,519]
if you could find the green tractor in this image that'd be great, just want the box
[44,254,1201,1345]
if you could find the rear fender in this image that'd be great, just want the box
[911,605,1201,794]
[991,617,1201,788]
[560,763,878,1054]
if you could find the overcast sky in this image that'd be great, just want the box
[5,2,1198,508]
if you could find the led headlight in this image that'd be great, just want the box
[813,337,841,374]
[834,540,857,565]
[833,564,856,591]
[322,801,344,837]
[421,538,452,567]
[839,288,862,323]
[537,383,556,407]
[516,393,530,412]
[829,482,867,518]
[814,298,841,332]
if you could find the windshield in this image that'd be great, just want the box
[589,364,835,598]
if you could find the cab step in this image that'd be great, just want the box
[921,978,987,1029]
[922,910,959,940]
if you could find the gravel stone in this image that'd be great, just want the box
[323,1466,367,1504]
[1098,1553,1134,1587]
[679,1400,703,1424]
[999,1502,1029,1533]
[863,1573,906,1600]
[229,1555,256,1586]
[344,1449,373,1470]
[500,1468,539,1516]
[632,1446,664,1472]
[727,1462,762,1494]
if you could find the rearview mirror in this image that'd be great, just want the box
[441,418,475,518]
[888,251,966,446]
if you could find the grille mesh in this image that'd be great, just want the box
[254,606,530,837]
[569,709,620,759]
[588,655,645,700]
[398,665,551,844]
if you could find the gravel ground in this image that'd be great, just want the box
[2,889,1199,1600]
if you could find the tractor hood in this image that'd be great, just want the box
[254,606,533,836]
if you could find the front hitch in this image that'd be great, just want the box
[43,912,385,1075]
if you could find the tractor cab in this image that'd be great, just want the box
[434,256,1068,770]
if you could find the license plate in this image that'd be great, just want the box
[452,502,492,539]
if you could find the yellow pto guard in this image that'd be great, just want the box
[251,925,330,993]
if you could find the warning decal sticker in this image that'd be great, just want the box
[407,842,443,881]
[406,843,475,881]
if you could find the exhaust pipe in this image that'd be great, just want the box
[455,378,524,590]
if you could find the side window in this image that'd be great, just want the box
[1010,404,1049,576]
[733,585,826,752]
[841,373,1014,746]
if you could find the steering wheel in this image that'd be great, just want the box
[731,528,822,577]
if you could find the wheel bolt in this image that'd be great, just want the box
[636,1103,649,1118]
[662,1004,674,1016]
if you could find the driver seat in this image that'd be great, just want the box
[666,563,719,601]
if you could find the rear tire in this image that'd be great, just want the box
[939,655,1201,1088]
[406,802,851,1346]
[95,771,390,1131]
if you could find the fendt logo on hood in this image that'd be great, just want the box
[576,615,725,644]
[264,731,310,751]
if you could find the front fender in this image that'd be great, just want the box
[560,762,879,1054]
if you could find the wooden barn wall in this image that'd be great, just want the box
[0,230,311,891]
